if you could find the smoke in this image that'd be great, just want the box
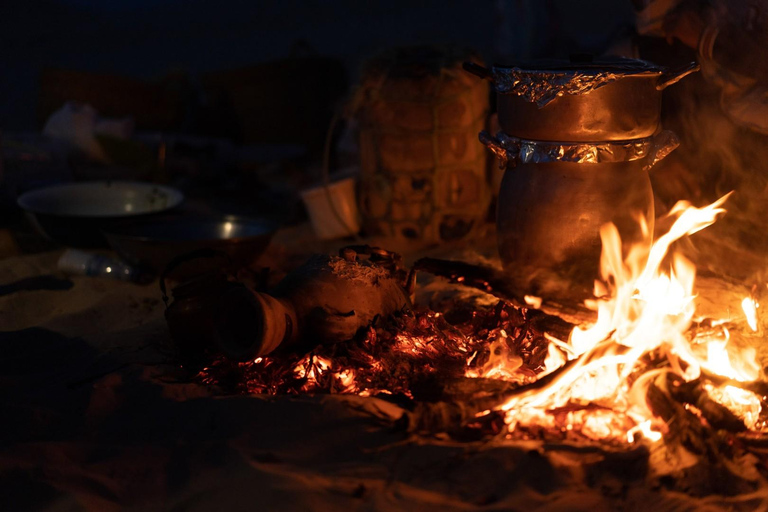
[653,68,768,280]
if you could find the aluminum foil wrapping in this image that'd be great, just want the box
[643,130,680,171]
[479,131,679,170]
[493,68,633,108]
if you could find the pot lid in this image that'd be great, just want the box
[491,55,669,108]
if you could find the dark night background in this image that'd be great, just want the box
[5,3,768,511]
[1,0,634,131]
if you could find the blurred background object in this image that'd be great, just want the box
[103,216,277,277]
[0,0,635,131]
[628,0,768,279]
[16,180,184,246]
[5,0,766,276]
[199,48,348,150]
[38,69,186,132]
[301,175,361,240]
[353,45,491,243]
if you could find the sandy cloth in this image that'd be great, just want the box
[1,251,767,511]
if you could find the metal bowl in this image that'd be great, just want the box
[103,216,277,277]
[17,181,184,247]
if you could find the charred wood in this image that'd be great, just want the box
[668,378,748,433]
[646,379,715,457]
[414,257,592,326]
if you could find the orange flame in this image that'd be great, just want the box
[742,297,759,332]
[495,192,763,442]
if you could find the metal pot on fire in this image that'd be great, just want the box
[464,56,699,141]
[465,56,699,305]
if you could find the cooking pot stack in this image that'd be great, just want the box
[464,56,699,304]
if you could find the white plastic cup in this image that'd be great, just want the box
[301,177,361,240]
[57,248,95,275]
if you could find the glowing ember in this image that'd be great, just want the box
[334,368,357,392]
[465,329,525,381]
[524,295,542,309]
[703,383,762,430]
[196,304,550,398]
[626,419,663,443]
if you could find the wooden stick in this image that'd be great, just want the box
[668,377,747,433]
[700,370,768,397]
[414,257,595,325]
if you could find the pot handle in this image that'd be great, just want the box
[159,248,233,307]
[479,131,511,168]
[656,62,700,90]
[463,62,494,82]
[643,130,680,171]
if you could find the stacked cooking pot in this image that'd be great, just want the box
[465,56,699,304]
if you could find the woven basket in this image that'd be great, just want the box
[353,47,490,242]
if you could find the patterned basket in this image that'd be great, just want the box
[353,46,490,243]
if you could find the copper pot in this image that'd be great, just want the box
[480,132,679,304]
[467,56,696,305]
[497,159,653,303]
[464,56,699,141]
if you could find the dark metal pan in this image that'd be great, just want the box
[17,181,184,247]
[103,216,277,278]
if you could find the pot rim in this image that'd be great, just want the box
[492,56,665,75]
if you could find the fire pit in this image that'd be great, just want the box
[64,50,759,511]
[192,191,768,494]
[174,56,768,507]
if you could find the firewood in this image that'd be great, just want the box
[403,375,526,434]
[414,257,595,325]
[668,378,748,433]
[646,379,713,456]
[407,400,506,438]
[433,376,525,402]
[700,370,768,397]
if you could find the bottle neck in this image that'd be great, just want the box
[254,292,299,354]
[213,287,298,361]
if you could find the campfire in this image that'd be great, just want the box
[196,192,768,454]
[11,7,768,510]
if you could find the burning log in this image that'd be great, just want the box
[668,377,748,433]
[406,375,557,437]
[701,370,768,398]
[407,400,507,439]
[414,257,592,326]
[645,378,766,498]
[646,377,716,455]
[402,357,583,439]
